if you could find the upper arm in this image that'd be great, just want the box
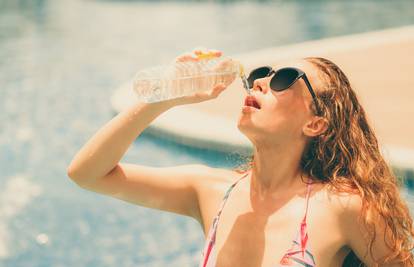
[339,194,404,266]
[70,163,213,223]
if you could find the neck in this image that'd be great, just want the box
[250,140,308,200]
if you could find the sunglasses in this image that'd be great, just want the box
[246,66,322,116]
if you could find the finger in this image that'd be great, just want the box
[208,49,222,57]
[176,53,191,62]
[193,49,203,56]
[176,53,198,62]
[182,55,197,62]
[193,46,207,53]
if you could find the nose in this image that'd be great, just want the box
[252,77,270,93]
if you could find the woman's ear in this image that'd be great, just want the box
[303,116,328,137]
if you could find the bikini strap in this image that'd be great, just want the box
[302,181,313,222]
[294,181,313,258]
[209,171,250,242]
[207,173,312,243]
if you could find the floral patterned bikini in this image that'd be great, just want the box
[198,171,316,267]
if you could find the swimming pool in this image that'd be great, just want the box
[1,0,414,266]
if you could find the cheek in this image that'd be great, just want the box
[269,90,296,112]
[276,89,309,115]
[267,92,308,132]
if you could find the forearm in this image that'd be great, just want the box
[67,100,175,183]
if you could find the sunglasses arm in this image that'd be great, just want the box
[302,75,322,116]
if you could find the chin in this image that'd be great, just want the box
[237,116,248,129]
[237,111,259,128]
[237,118,256,136]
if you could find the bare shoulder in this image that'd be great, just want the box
[319,185,405,266]
[310,182,364,240]
[311,182,363,215]
[307,183,371,265]
[192,164,243,193]
[191,165,244,234]
[312,184,367,245]
[185,164,245,207]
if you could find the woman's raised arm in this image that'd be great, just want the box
[67,101,174,184]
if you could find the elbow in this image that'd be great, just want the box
[66,164,115,189]
[67,165,81,184]
[66,164,76,178]
[66,164,90,188]
[66,157,120,187]
[66,162,82,180]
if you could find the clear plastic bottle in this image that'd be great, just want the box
[132,55,247,103]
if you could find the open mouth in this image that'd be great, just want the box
[244,96,261,109]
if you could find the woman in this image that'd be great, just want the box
[67,49,414,266]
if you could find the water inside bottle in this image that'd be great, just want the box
[133,57,240,103]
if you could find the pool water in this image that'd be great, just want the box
[1,0,414,266]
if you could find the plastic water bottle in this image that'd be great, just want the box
[132,53,249,103]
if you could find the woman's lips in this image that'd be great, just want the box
[244,96,261,109]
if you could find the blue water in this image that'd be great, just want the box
[1,0,414,266]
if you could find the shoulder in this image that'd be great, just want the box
[309,182,362,213]
[326,190,365,244]
[309,183,364,237]
[160,164,243,200]
[170,164,240,179]
[317,185,404,266]
[313,185,364,232]
[326,188,363,216]
[189,165,246,234]
[308,183,364,241]
[307,182,362,214]
[190,164,245,190]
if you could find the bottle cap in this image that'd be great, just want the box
[195,50,220,60]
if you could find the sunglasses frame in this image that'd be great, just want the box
[247,66,322,116]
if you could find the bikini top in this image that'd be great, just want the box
[198,171,316,267]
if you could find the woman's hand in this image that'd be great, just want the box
[166,48,236,106]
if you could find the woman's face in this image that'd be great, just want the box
[237,59,323,145]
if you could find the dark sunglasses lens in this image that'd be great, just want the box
[247,67,271,88]
[270,68,299,91]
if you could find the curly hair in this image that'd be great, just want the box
[234,57,414,266]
